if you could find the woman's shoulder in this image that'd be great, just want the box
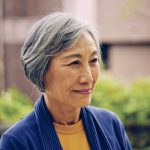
[84,106,132,149]
[0,111,37,143]
[0,111,42,149]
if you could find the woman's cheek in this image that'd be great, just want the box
[93,66,100,81]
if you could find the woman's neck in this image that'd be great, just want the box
[43,94,81,125]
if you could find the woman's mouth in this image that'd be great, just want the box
[73,89,92,95]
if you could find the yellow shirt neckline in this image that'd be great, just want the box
[54,120,83,134]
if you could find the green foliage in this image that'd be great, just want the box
[123,78,150,125]
[91,76,150,125]
[0,88,33,124]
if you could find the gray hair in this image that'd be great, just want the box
[21,12,101,92]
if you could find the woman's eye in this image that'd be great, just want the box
[69,60,80,66]
[90,58,98,64]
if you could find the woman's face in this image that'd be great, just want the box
[44,32,100,109]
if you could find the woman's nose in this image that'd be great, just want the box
[79,66,93,84]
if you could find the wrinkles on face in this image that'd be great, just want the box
[44,32,100,110]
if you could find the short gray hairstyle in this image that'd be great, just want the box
[21,12,101,92]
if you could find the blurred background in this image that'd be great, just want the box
[0,0,150,149]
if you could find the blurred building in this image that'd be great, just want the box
[0,0,150,101]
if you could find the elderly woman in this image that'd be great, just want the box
[0,12,132,150]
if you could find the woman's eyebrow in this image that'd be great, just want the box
[63,54,82,59]
[63,50,99,59]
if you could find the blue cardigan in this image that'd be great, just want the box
[0,96,132,150]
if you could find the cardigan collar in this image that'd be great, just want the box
[34,95,112,150]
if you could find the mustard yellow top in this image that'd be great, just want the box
[54,120,90,150]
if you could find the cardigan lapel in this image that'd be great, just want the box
[34,96,112,150]
[34,96,62,150]
[81,107,112,150]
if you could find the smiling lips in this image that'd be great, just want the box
[73,89,92,95]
